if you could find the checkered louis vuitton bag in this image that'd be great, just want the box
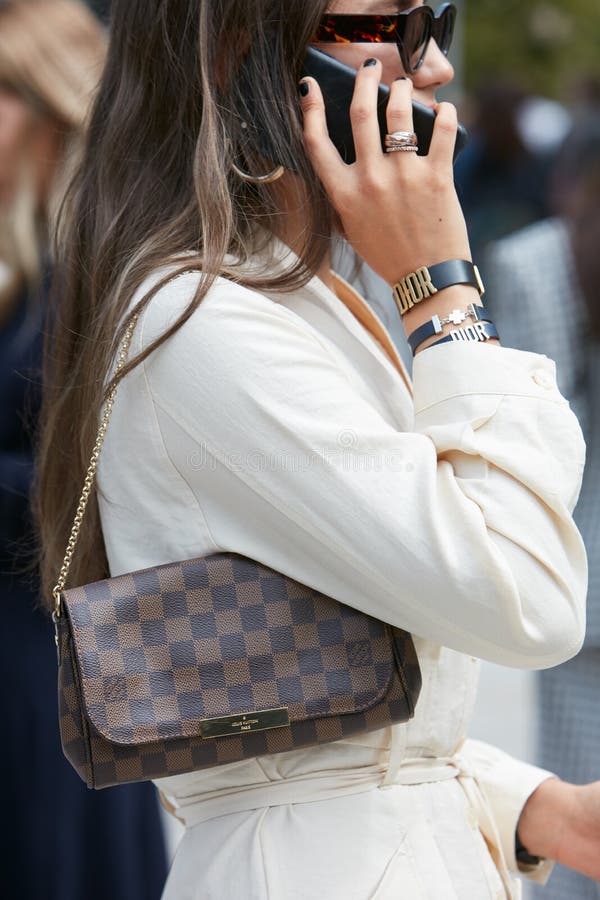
[52,313,422,790]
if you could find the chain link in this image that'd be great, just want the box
[52,313,140,618]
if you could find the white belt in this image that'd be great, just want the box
[159,744,458,831]
[159,731,516,900]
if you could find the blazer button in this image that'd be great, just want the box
[531,369,554,389]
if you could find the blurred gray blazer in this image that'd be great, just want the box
[485,217,600,648]
[486,219,600,900]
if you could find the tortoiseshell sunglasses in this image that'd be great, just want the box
[314,3,457,76]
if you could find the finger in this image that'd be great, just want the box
[349,58,385,162]
[386,76,416,142]
[299,77,345,186]
[427,101,458,169]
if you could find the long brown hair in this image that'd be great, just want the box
[36,0,333,608]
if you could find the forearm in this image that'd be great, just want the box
[516,777,569,861]
[399,284,502,353]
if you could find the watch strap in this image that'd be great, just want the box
[407,303,491,354]
[515,833,543,868]
[393,260,485,317]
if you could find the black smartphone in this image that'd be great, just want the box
[300,46,468,164]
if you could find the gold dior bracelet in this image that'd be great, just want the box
[392,260,485,317]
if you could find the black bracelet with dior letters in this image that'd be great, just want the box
[407,303,492,355]
[427,320,499,348]
[392,259,485,317]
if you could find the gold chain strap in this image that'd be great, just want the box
[52,312,140,618]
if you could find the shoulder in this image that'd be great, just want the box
[133,265,325,357]
[127,263,364,451]
[128,266,337,414]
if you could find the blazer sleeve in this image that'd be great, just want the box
[458,738,555,885]
[142,274,588,669]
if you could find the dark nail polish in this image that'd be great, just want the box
[395,76,408,81]
[363,58,377,67]
[299,81,310,97]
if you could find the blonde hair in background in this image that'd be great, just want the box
[0,0,106,311]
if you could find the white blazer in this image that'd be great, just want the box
[97,237,587,900]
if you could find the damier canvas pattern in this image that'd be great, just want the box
[58,553,421,789]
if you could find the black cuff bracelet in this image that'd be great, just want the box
[407,303,492,355]
[393,259,485,317]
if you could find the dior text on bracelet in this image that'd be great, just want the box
[392,260,485,317]
[428,320,500,348]
[407,303,492,355]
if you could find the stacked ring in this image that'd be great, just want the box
[385,131,419,153]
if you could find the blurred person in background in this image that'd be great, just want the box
[87,0,110,23]
[485,114,600,900]
[570,75,600,124]
[454,80,556,265]
[0,2,168,898]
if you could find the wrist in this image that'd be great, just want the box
[516,777,571,862]
[392,259,500,354]
[402,285,486,353]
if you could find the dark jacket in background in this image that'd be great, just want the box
[0,292,169,900]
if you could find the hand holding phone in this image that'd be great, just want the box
[299,56,472,289]
[301,47,468,164]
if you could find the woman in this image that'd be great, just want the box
[0,2,168,898]
[36,1,600,898]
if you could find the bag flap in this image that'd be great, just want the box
[62,553,396,746]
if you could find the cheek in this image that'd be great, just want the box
[380,54,407,86]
